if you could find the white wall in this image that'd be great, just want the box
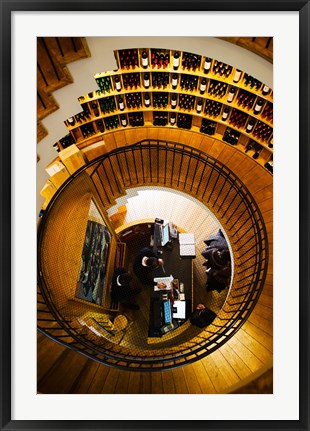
[37,37,273,214]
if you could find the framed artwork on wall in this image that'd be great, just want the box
[75,199,111,305]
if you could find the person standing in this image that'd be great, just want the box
[111,267,141,310]
[133,247,164,286]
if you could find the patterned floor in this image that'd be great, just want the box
[108,187,232,349]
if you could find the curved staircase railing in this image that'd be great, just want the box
[37,140,269,371]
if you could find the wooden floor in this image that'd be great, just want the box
[37,274,272,394]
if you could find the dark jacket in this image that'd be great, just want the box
[206,265,231,293]
[202,247,230,270]
[133,247,157,285]
[111,267,131,303]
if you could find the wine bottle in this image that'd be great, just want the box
[115,76,122,92]
[246,119,255,133]
[173,52,180,70]
[245,141,254,152]
[118,97,124,111]
[221,107,229,121]
[96,120,104,133]
[170,112,176,125]
[227,87,236,103]
[171,94,177,109]
[252,149,261,159]
[172,74,178,90]
[196,99,203,113]
[262,85,271,96]
[159,53,164,68]
[253,99,264,114]
[141,51,148,69]
[53,142,60,152]
[264,159,273,173]
[233,69,242,83]
[120,114,127,127]
[92,102,99,117]
[203,57,211,74]
[144,93,150,107]
[143,73,150,88]
[200,78,207,94]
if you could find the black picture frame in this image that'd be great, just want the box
[1,1,309,430]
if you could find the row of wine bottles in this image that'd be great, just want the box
[53,133,75,151]
[92,72,272,105]
[113,48,272,97]
[66,103,272,144]
[93,72,271,105]
[70,92,272,130]
[70,111,273,144]
[67,112,273,148]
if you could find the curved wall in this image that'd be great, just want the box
[37,36,273,215]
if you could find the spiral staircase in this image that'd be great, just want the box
[37,38,273,393]
[37,134,273,393]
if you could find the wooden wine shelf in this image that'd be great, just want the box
[55,48,273,173]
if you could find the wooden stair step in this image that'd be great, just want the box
[100,368,121,394]
[242,320,273,352]
[247,311,273,335]
[234,329,272,363]
[37,334,67,384]
[68,358,100,394]
[199,353,238,393]
[224,335,265,374]
[217,342,253,381]
[38,347,89,394]
[86,362,112,394]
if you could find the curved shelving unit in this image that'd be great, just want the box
[54,48,273,174]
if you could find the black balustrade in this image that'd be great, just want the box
[37,139,268,371]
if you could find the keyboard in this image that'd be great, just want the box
[163,300,172,324]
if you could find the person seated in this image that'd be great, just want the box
[111,267,141,310]
[202,247,231,270]
[133,247,164,286]
[206,262,231,293]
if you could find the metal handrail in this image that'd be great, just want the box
[37,139,269,371]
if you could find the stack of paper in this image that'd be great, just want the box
[179,233,196,257]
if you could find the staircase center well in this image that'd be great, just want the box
[37,140,268,370]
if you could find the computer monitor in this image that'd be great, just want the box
[161,223,170,246]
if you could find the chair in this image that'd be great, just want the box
[77,311,133,345]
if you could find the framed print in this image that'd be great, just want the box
[75,199,112,305]
[3,1,309,430]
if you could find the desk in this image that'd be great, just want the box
[148,236,194,337]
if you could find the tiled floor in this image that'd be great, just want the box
[109,187,232,351]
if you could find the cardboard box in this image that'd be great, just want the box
[40,180,58,208]
[59,144,86,174]
[45,159,67,176]
[49,167,70,189]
